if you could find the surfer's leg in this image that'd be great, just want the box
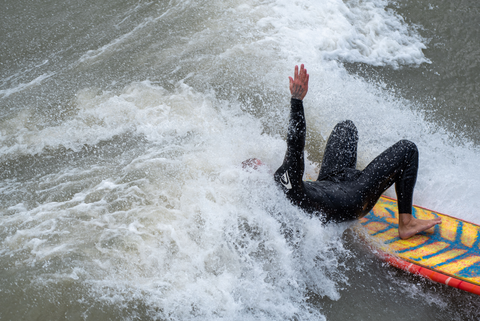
[318,120,358,180]
[357,140,441,238]
[355,140,418,214]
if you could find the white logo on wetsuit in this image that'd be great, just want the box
[280,171,292,190]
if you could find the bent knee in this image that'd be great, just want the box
[339,119,356,130]
[396,140,418,162]
[397,139,417,152]
[334,120,358,136]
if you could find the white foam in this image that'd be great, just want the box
[0,80,349,319]
[0,72,54,99]
[0,81,206,157]
[257,0,429,67]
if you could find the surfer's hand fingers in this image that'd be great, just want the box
[290,64,309,100]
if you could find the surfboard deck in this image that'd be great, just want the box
[355,195,480,296]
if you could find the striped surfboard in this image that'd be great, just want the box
[357,196,480,295]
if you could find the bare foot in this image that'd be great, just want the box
[398,213,442,240]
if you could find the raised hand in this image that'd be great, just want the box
[289,64,309,101]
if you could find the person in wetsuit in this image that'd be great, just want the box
[274,64,441,239]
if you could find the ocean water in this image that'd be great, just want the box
[1,0,480,320]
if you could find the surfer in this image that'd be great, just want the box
[272,64,441,239]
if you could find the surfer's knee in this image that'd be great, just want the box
[398,139,416,149]
[393,139,417,154]
[397,139,418,156]
[333,120,358,137]
[338,119,356,130]
[394,140,418,169]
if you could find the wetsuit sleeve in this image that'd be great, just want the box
[274,98,306,197]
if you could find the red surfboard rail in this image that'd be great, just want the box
[376,247,480,296]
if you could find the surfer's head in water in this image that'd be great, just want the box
[242,158,264,170]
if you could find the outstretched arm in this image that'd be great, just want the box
[274,65,309,195]
[286,64,309,156]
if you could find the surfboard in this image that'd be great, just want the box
[356,195,480,296]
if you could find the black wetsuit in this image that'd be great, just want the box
[274,98,419,223]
